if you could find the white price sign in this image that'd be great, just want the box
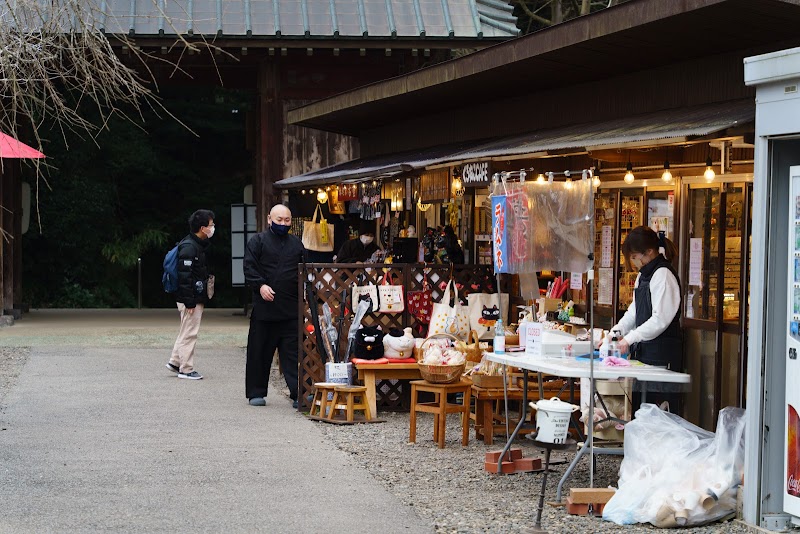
[525,322,543,358]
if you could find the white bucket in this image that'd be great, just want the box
[529,397,579,444]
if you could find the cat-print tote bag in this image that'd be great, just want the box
[351,279,379,314]
[467,292,510,340]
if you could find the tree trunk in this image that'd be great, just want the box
[581,0,591,15]
[553,0,563,23]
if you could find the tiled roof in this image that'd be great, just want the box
[93,0,518,39]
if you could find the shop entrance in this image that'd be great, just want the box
[680,176,753,429]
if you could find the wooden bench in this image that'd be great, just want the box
[354,362,422,416]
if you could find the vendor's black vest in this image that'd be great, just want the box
[632,255,683,369]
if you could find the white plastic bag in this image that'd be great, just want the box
[602,404,746,528]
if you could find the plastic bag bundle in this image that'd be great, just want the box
[490,176,594,274]
[602,404,746,528]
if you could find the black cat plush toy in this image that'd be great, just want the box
[353,325,385,360]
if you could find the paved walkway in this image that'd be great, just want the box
[0,309,431,533]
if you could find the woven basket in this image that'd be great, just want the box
[463,330,484,364]
[417,333,466,384]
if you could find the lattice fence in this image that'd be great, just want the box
[297,263,514,411]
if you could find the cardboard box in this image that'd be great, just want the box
[537,297,562,313]
[569,487,617,504]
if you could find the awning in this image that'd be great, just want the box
[274,140,488,189]
[0,132,45,159]
[276,100,754,189]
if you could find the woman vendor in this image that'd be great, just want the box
[603,225,683,411]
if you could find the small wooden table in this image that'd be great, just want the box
[354,362,422,416]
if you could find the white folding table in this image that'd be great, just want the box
[484,352,691,501]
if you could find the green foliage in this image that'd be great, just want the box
[22,86,254,308]
[102,229,169,268]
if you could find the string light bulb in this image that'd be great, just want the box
[536,173,545,184]
[624,162,635,184]
[564,177,573,190]
[704,156,716,182]
[316,189,328,204]
[661,160,672,183]
[593,175,601,188]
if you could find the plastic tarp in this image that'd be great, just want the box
[490,175,594,274]
[603,404,746,528]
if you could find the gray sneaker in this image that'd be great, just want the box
[166,363,179,374]
[249,397,266,406]
[178,371,203,380]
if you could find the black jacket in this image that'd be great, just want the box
[244,228,306,322]
[632,255,683,369]
[175,233,211,309]
[336,238,377,263]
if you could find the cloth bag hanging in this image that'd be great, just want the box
[378,272,404,313]
[467,292,510,340]
[407,272,433,324]
[351,277,379,314]
[428,280,470,340]
[302,205,334,252]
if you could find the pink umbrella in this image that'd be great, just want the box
[0,131,45,158]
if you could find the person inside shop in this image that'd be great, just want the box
[335,219,378,263]
[600,225,683,412]
[436,225,464,264]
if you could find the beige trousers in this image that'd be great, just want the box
[169,303,204,373]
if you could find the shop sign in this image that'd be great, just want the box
[462,162,491,187]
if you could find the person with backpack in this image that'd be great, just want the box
[166,209,215,380]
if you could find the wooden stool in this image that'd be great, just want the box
[409,379,471,449]
[309,382,339,418]
[328,385,373,423]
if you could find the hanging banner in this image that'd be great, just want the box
[492,195,510,273]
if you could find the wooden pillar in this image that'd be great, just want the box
[255,60,282,230]
[2,163,18,314]
[12,166,22,311]
[0,164,5,314]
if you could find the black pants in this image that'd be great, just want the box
[246,318,298,401]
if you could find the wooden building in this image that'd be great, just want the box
[279,0,800,430]
[0,0,519,319]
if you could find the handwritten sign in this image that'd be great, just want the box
[491,195,508,273]
[689,238,703,286]
[525,322,543,358]
[598,268,613,305]
[570,272,583,290]
[462,162,491,187]
[601,226,613,268]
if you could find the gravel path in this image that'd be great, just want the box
[0,316,754,533]
[314,406,751,534]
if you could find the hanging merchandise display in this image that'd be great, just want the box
[360,182,382,220]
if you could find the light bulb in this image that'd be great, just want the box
[593,176,601,188]
[565,178,573,190]
[661,160,672,183]
[536,174,545,184]
[704,156,715,182]
[624,162,634,184]
[301,189,306,195]
[316,190,328,204]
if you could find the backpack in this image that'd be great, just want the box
[162,244,180,293]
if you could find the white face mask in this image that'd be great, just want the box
[204,225,215,238]
[360,235,374,245]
